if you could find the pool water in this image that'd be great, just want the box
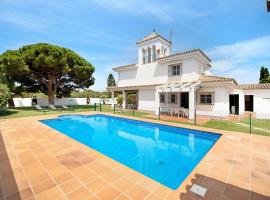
[41,114,220,189]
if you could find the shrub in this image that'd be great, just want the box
[0,83,12,109]
[116,95,123,105]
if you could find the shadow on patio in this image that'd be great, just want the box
[178,174,269,200]
[0,131,22,200]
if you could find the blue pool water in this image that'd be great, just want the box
[41,114,220,189]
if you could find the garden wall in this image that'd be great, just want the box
[12,98,115,107]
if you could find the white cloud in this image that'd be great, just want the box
[86,0,173,23]
[208,36,270,83]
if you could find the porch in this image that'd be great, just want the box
[156,82,199,119]
[110,89,139,109]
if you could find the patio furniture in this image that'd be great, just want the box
[61,105,73,111]
[34,105,44,111]
[160,107,170,115]
[49,104,58,110]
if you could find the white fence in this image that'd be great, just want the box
[12,98,115,107]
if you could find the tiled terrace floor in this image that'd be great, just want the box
[0,112,270,200]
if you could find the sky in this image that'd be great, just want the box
[0,0,270,91]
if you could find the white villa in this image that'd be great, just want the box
[108,32,270,119]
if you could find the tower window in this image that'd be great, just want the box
[147,47,151,63]
[152,45,156,62]
[142,49,146,64]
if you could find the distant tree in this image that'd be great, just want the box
[127,94,136,104]
[0,43,95,105]
[259,66,270,83]
[0,84,13,109]
[116,95,123,106]
[107,73,116,87]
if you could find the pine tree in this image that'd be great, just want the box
[107,73,116,87]
[259,66,270,83]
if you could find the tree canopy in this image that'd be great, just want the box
[107,73,116,87]
[0,43,95,104]
[0,84,12,109]
[259,66,270,83]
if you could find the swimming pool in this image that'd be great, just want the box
[41,114,220,189]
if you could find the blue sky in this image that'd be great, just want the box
[1,0,270,91]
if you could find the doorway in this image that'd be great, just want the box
[245,95,253,112]
[180,92,189,109]
[229,94,239,115]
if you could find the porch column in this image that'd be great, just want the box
[189,87,195,119]
[155,89,160,115]
[122,90,126,109]
[165,92,169,107]
[111,90,115,108]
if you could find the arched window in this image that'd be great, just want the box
[142,49,146,64]
[152,45,156,62]
[147,47,151,63]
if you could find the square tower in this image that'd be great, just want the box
[136,32,172,65]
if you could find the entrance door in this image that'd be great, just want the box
[180,92,189,109]
[245,95,253,112]
[229,94,239,115]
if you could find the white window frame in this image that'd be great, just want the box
[199,93,213,105]
[169,93,177,104]
[169,64,182,76]
[160,93,166,103]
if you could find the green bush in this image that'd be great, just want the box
[0,83,12,109]
[116,95,123,105]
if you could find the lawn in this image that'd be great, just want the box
[1,105,269,136]
[201,119,270,136]
[0,105,96,119]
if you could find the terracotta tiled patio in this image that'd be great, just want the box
[0,112,269,200]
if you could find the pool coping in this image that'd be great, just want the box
[39,113,222,190]
[1,111,269,200]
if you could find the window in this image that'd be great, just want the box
[152,45,156,62]
[169,64,181,76]
[147,47,151,63]
[200,94,212,104]
[160,94,165,103]
[170,94,176,103]
[142,49,146,64]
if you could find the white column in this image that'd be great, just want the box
[155,89,160,115]
[122,90,126,109]
[111,91,115,108]
[165,92,169,107]
[189,87,195,119]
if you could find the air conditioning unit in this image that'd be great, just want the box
[268,0,270,12]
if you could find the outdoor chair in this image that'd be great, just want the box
[49,104,58,110]
[34,105,44,111]
[160,107,170,115]
[60,105,74,111]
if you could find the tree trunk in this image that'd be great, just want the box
[47,74,55,105]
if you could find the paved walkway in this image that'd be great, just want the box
[0,112,269,200]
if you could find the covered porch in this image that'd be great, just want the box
[109,88,139,110]
[155,82,200,119]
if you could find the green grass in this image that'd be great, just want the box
[201,119,270,136]
[1,105,269,136]
[240,117,270,129]
[0,105,95,119]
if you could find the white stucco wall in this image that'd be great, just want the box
[138,89,156,111]
[117,58,202,87]
[243,90,270,116]
[13,98,33,107]
[196,87,230,117]
[12,98,114,107]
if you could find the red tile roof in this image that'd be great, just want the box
[136,32,171,45]
[157,49,211,62]
[238,83,270,90]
